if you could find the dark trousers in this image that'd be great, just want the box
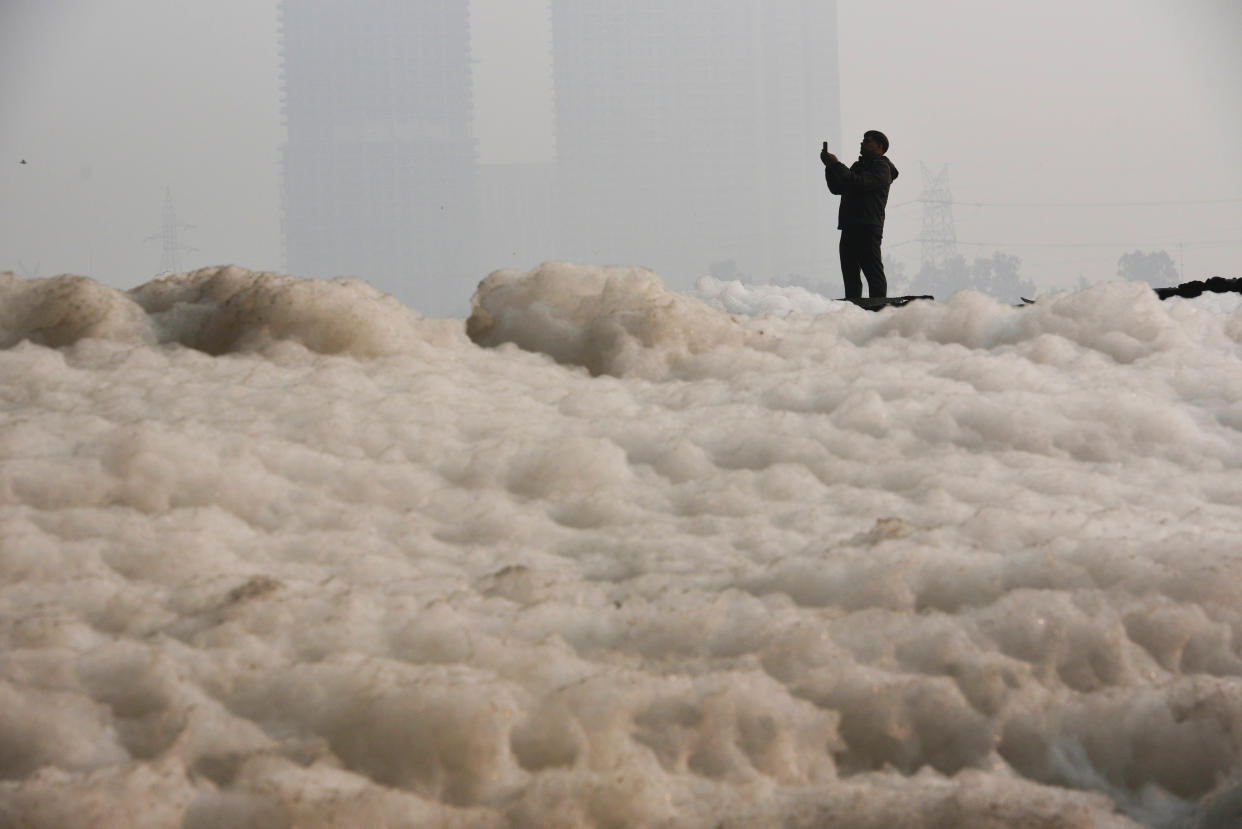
[839,225,887,299]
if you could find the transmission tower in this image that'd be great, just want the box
[146,186,196,274]
[917,163,957,267]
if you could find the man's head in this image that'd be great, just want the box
[860,130,888,158]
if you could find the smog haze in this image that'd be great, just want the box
[2,0,1239,316]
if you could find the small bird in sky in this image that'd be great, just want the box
[19,159,27,165]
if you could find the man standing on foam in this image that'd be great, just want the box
[821,131,899,299]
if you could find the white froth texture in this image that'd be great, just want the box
[3,264,1242,828]
[1,266,462,359]
[468,263,756,378]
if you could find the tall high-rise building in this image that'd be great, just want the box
[279,0,477,316]
[550,0,841,287]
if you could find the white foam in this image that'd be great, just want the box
[3,263,1242,827]
[0,271,156,348]
[2,266,466,359]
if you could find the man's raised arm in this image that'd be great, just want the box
[821,143,843,194]
[827,157,892,193]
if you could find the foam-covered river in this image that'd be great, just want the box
[3,263,1242,828]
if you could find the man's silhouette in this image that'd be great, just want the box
[821,131,898,299]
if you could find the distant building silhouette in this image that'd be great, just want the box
[548,0,842,286]
[279,1,843,311]
[279,0,477,315]
[476,162,558,273]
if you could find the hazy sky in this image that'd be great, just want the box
[2,0,1240,307]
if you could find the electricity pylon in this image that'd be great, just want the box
[146,186,196,274]
[917,163,957,268]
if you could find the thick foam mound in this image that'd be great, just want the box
[468,262,766,377]
[471,263,1242,383]
[694,275,846,316]
[3,262,1242,828]
[131,265,463,357]
[1,267,464,358]
[0,271,157,348]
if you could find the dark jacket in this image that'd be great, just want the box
[825,155,899,229]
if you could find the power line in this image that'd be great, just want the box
[892,196,1242,209]
[890,237,1242,250]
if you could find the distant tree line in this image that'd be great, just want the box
[1116,250,1178,288]
[907,252,1036,304]
[715,247,1181,302]
[721,251,1039,303]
